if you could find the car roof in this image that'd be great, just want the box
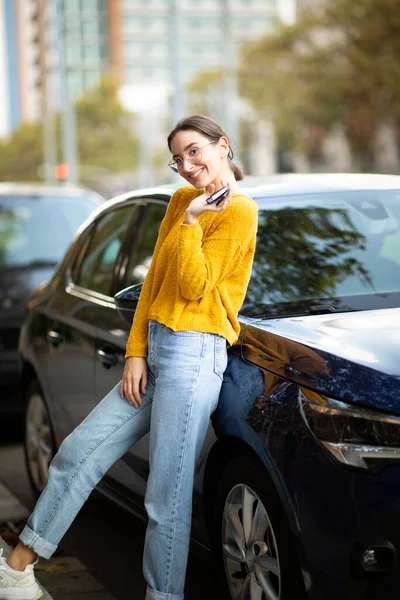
[121,171,400,201]
[0,182,104,199]
[239,173,400,199]
[73,172,400,230]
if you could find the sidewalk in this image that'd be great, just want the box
[0,535,52,600]
[0,481,117,600]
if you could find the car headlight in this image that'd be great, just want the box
[299,389,400,471]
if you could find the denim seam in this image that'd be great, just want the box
[149,321,160,378]
[37,399,151,538]
[164,334,205,592]
[214,336,222,380]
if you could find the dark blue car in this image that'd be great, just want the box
[0,183,104,415]
[19,174,400,599]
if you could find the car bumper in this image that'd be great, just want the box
[265,404,400,600]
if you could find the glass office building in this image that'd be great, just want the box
[120,0,279,85]
[60,0,110,100]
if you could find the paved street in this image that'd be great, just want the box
[0,420,228,600]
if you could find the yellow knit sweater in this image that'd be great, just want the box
[125,185,258,358]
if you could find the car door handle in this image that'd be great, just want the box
[47,330,64,345]
[96,348,118,367]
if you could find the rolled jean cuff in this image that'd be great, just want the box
[19,524,58,559]
[145,586,184,600]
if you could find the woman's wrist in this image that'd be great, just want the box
[184,210,198,226]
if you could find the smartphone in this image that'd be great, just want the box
[206,186,230,206]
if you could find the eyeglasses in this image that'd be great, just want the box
[168,141,216,173]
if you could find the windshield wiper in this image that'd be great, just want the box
[307,304,340,314]
[254,304,355,321]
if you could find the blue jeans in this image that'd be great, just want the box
[19,321,227,600]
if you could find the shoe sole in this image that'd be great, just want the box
[0,587,43,600]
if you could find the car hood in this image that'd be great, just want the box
[242,308,400,414]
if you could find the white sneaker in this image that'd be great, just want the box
[0,549,42,600]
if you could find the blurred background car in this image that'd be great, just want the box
[18,174,400,599]
[0,182,104,417]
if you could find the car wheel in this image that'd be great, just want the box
[213,455,306,600]
[24,380,56,498]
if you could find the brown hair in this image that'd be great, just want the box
[167,114,244,181]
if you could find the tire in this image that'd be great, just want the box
[24,379,56,499]
[213,455,307,600]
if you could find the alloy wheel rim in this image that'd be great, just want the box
[26,392,53,492]
[222,483,281,600]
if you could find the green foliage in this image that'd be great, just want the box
[0,122,44,181]
[187,68,224,115]
[326,0,400,155]
[239,0,400,166]
[0,77,138,183]
[76,77,138,174]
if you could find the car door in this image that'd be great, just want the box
[96,199,168,503]
[92,199,152,400]
[45,203,142,437]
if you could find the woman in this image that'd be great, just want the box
[0,114,258,600]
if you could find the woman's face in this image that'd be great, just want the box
[169,129,229,189]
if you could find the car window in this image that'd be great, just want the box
[0,193,100,269]
[74,205,136,296]
[242,189,400,316]
[123,203,167,287]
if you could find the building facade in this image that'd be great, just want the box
[1,0,296,137]
[0,0,48,137]
[0,0,10,138]
[120,0,282,86]
[61,0,110,100]
[0,0,19,137]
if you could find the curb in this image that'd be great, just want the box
[0,535,53,600]
[0,481,118,599]
[0,480,53,599]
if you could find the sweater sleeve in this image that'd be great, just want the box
[125,188,184,358]
[178,198,258,301]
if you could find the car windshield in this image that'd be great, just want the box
[242,189,400,317]
[0,193,100,269]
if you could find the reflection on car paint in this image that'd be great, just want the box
[240,321,400,415]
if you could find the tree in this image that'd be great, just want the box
[240,16,353,165]
[76,77,138,174]
[0,77,138,183]
[239,0,400,170]
[186,68,225,117]
[325,0,400,165]
[0,122,44,181]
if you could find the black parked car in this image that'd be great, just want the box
[0,183,104,414]
[19,174,400,599]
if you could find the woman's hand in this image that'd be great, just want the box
[184,180,232,224]
[120,356,147,408]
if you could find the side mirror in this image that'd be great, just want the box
[114,283,143,324]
